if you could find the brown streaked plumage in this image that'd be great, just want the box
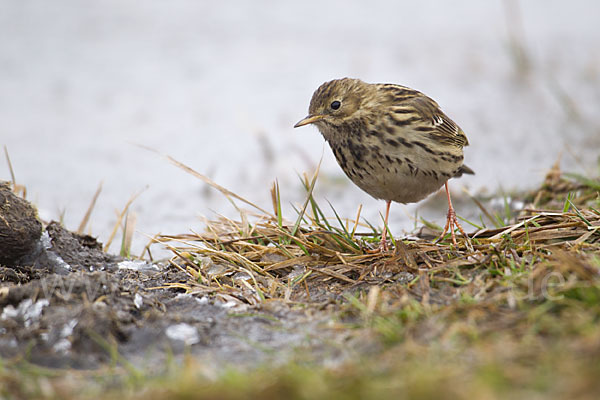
[294,77,474,250]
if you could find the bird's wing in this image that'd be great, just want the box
[408,95,469,148]
[383,85,469,148]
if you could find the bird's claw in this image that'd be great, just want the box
[436,208,471,250]
[366,239,389,254]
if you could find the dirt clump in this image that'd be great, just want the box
[0,182,42,266]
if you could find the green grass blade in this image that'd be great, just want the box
[274,179,283,228]
[290,203,311,227]
[326,201,361,251]
[503,194,512,224]
[567,197,592,226]
[292,164,321,236]
[457,214,484,230]
[563,192,572,213]
[327,200,352,239]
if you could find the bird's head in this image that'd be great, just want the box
[294,78,371,130]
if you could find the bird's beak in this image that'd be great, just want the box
[294,114,324,128]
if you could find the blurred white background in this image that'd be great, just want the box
[1,0,599,254]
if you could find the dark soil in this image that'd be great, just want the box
[0,222,357,372]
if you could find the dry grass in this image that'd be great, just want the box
[152,161,600,313]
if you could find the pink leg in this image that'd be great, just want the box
[437,182,469,246]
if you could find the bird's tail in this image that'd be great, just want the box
[454,164,475,177]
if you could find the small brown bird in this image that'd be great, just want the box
[294,78,473,250]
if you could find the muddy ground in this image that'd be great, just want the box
[0,221,369,373]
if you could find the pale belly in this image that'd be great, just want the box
[353,170,447,203]
[329,141,462,204]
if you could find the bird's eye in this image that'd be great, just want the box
[330,100,341,110]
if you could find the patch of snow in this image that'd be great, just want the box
[53,338,71,353]
[61,318,78,337]
[165,323,200,346]
[220,301,238,309]
[134,293,143,309]
[118,260,159,272]
[1,299,50,328]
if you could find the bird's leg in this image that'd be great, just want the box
[436,182,469,246]
[379,200,392,252]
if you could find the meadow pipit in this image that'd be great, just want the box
[294,78,474,250]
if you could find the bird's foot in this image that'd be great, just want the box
[366,239,389,254]
[379,237,390,253]
[436,208,471,249]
